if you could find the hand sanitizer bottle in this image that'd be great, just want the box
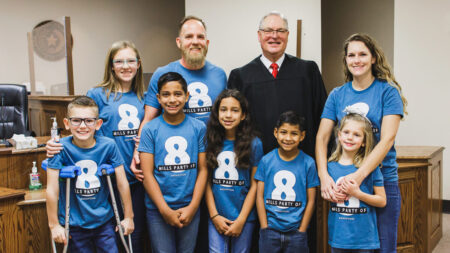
[29,161,42,190]
[51,117,59,141]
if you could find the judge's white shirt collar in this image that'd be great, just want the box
[260,54,285,73]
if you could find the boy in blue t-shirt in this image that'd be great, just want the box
[138,72,208,252]
[255,111,319,253]
[46,96,134,252]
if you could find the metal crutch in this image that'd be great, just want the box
[97,164,133,253]
[42,159,81,253]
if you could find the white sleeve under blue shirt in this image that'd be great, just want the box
[87,87,145,184]
[47,136,124,229]
[327,161,384,249]
[321,79,404,181]
[144,60,226,124]
[211,137,264,222]
[138,115,206,210]
[254,149,319,232]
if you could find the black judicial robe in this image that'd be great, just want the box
[228,54,327,157]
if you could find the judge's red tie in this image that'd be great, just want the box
[271,63,279,78]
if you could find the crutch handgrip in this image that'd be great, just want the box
[97,164,115,176]
[41,159,48,171]
[60,165,81,178]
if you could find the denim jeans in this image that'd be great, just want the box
[332,248,374,253]
[69,219,118,253]
[259,227,309,253]
[114,181,147,253]
[376,181,401,253]
[208,218,255,253]
[146,208,200,253]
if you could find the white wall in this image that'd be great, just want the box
[394,0,450,198]
[185,0,322,75]
[0,0,184,94]
[321,0,394,93]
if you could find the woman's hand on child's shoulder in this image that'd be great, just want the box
[50,224,67,244]
[224,217,245,237]
[212,215,233,234]
[161,207,183,228]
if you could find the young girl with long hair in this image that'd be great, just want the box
[205,89,263,252]
[316,33,407,252]
[327,113,386,252]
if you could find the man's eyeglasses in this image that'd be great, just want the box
[259,28,289,35]
[69,118,97,126]
[112,58,139,68]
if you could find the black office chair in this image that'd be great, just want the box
[0,84,30,140]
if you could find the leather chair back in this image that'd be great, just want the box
[0,84,28,139]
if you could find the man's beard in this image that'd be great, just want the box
[181,46,208,69]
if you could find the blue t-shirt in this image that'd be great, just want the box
[47,136,124,229]
[138,115,206,210]
[321,79,404,181]
[211,138,264,222]
[87,87,145,184]
[144,60,226,124]
[254,149,319,232]
[327,161,384,250]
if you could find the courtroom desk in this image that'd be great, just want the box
[28,95,75,137]
[316,146,444,253]
[0,136,49,189]
[396,146,444,253]
[17,189,51,253]
[0,187,25,253]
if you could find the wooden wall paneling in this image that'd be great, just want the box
[429,152,443,251]
[397,169,415,245]
[0,155,8,187]
[6,150,47,189]
[19,202,51,253]
[315,195,330,253]
[28,107,42,137]
[0,189,25,253]
[28,96,74,136]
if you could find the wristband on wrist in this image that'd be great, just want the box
[211,213,219,220]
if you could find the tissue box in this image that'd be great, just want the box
[11,134,38,150]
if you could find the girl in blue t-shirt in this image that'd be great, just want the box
[46,41,147,252]
[316,33,407,252]
[327,113,386,252]
[204,89,263,252]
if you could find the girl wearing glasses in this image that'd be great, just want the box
[47,41,147,252]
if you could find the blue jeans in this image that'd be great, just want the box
[69,219,118,253]
[208,218,255,253]
[376,181,401,253]
[258,227,308,253]
[114,181,147,253]
[146,208,200,253]
[332,248,374,253]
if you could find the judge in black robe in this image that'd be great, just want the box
[228,53,327,157]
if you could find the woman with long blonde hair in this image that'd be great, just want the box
[316,33,407,252]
